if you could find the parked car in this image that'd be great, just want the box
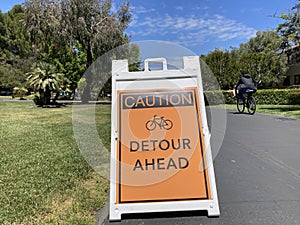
[0,90,13,96]
[57,91,73,100]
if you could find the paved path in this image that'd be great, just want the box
[100,110,300,225]
[0,98,32,102]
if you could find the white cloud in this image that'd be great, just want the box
[195,6,210,11]
[175,6,184,11]
[131,6,155,14]
[128,13,257,47]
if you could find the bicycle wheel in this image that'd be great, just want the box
[237,98,245,113]
[162,119,173,130]
[146,120,156,131]
[247,96,256,115]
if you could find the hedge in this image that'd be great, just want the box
[204,89,300,105]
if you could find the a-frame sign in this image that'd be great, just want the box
[109,56,220,221]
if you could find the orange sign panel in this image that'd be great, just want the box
[116,87,211,203]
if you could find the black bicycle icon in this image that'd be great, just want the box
[145,115,173,131]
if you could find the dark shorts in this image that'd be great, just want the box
[238,88,256,99]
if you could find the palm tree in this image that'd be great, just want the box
[27,62,66,106]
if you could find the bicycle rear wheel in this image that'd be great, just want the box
[237,98,245,113]
[247,96,256,115]
[146,120,156,131]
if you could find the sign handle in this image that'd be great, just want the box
[144,58,167,71]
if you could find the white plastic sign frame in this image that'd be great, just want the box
[109,56,220,221]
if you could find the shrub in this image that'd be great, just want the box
[13,87,28,99]
[288,91,300,105]
[251,89,300,105]
[254,89,288,105]
[204,91,226,105]
[203,88,300,105]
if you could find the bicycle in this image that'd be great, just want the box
[146,115,173,131]
[236,89,256,115]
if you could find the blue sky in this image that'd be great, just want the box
[1,0,298,55]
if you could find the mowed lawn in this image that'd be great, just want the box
[0,102,110,224]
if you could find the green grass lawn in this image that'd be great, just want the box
[225,104,300,118]
[0,102,110,224]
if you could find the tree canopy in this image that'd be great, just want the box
[23,0,132,102]
[277,0,300,48]
[0,5,31,89]
[202,31,288,89]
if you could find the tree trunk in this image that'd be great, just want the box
[45,87,51,105]
[53,92,59,104]
[82,43,93,103]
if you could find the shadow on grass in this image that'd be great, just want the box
[37,103,68,108]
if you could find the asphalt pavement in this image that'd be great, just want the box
[99,109,300,225]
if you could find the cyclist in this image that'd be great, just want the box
[235,73,257,104]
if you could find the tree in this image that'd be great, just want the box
[4,5,30,58]
[201,31,288,89]
[97,42,141,97]
[24,0,132,102]
[44,42,87,95]
[238,31,288,87]
[27,62,67,105]
[0,10,6,49]
[277,0,300,49]
[0,64,26,88]
[0,5,32,90]
[201,49,239,89]
[128,43,142,72]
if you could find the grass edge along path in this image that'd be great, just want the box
[223,104,300,118]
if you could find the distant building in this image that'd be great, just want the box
[283,44,300,87]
